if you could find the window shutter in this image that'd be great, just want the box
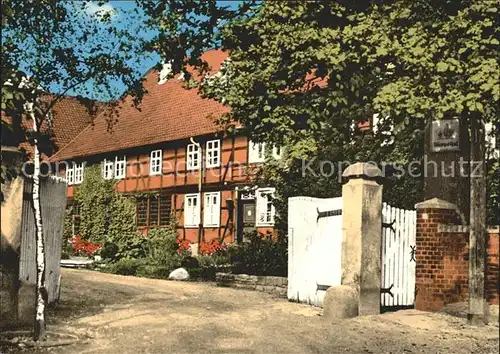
[203,192,220,227]
[184,194,200,227]
[194,194,200,226]
[213,193,220,227]
[184,195,192,226]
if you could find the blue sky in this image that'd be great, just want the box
[35,1,241,101]
[73,0,242,101]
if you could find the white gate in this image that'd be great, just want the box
[381,203,417,308]
[287,197,343,307]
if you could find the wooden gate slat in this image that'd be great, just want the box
[381,204,417,310]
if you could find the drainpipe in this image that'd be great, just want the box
[190,137,203,245]
[234,186,239,243]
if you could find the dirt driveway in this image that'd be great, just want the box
[10,269,500,353]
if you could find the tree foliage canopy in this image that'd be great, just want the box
[202,0,498,221]
[205,0,498,151]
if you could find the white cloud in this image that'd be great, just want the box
[85,2,116,17]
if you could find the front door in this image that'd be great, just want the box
[237,190,256,242]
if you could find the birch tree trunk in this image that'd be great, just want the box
[468,116,488,325]
[31,109,47,341]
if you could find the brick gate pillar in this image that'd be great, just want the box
[414,198,499,313]
[323,162,383,319]
[414,198,465,311]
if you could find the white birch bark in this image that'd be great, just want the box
[28,103,47,341]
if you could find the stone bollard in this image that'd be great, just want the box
[324,163,383,320]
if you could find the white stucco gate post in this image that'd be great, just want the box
[323,162,383,319]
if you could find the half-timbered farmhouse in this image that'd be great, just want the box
[50,50,280,244]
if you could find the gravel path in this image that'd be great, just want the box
[6,268,499,353]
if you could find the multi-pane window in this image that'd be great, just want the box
[102,156,126,179]
[256,187,276,226]
[206,140,220,168]
[159,195,172,225]
[136,194,172,227]
[65,164,75,185]
[150,150,162,175]
[69,202,81,236]
[65,162,85,185]
[74,163,84,184]
[137,198,148,226]
[102,159,114,180]
[272,146,282,160]
[184,193,200,227]
[114,156,126,179]
[204,192,220,227]
[186,144,200,170]
[248,141,265,163]
[248,141,282,163]
[149,195,159,226]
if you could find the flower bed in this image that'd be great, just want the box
[69,235,101,257]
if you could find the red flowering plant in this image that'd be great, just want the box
[199,238,227,256]
[176,239,191,256]
[69,235,102,257]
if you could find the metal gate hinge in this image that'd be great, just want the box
[410,245,416,262]
[382,219,396,233]
[316,283,331,292]
[317,208,342,222]
[381,284,394,298]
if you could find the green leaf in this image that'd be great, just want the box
[436,62,449,72]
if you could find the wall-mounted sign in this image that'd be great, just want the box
[431,119,460,152]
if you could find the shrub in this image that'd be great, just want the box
[181,256,199,269]
[100,241,119,260]
[60,241,72,260]
[186,267,216,281]
[74,166,138,245]
[136,264,173,279]
[114,234,148,260]
[145,227,179,264]
[104,258,144,276]
[230,231,287,276]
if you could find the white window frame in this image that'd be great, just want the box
[114,156,126,179]
[65,163,75,185]
[272,146,282,160]
[203,192,221,227]
[74,162,85,185]
[256,187,276,226]
[248,141,266,163]
[102,159,114,180]
[184,193,201,228]
[150,149,162,175]
[186,143,200,171]
[205,139,220,168]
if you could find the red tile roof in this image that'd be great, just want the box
[1,96,99,160]
[52,50,230,161]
